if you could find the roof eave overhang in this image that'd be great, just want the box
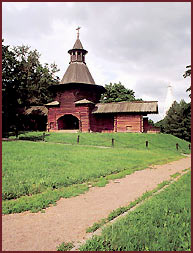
[68,49,88,54]
[92,111,158,114]
[49,82,106,92]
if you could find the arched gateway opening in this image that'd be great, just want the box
[57,114,79,130]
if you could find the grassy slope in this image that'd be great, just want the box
[79,172,191,251]
[2,132,190,214]
[16,131,190,152]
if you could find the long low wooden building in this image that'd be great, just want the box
[46,30,159,133]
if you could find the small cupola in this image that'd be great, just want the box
[68,27,88,64]
[60,27,98,85]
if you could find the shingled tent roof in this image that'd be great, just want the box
[92,101,158,114]
[60,62,95,85]
[73,38,84,49]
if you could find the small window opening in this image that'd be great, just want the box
[126,126,132,132]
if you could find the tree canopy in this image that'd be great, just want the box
[183,65,191,98]
[2,40,60,132]
[155,100,191,142]
[100,82,141,103]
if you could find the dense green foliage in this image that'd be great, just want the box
[2,41,59,133]
[100,82,141,103]
[183,65,191,78]
[2,132,190,214]
[80,172,191,251]
[155,100,191,142]
[183,65,191,98]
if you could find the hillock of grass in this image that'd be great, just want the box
[2,132,190,214]
[13,131,191,153]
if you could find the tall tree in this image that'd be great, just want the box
[2,42,19,132]
[11,45,60,105]
[2,41,60,132]
[100,82,141,103]
[155,100,191,142]
[183,65,191,98]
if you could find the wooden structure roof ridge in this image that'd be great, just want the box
[92,101,158,114]
[96,100,158,104]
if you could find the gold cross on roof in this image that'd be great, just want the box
[76,26,81,38]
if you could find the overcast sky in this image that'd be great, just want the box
[2,2,191,122]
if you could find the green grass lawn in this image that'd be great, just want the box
[13,131,191,153]
[2,132,190,214]
[79,171,191,251]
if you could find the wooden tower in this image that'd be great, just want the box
[46,28,105,132]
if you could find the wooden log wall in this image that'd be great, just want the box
[47,86,158,133]
[78,106,91,132]
[90,114,114,133]
[116,114,143,132]
[47,87,101,131]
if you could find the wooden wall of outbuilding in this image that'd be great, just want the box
[90,113,143,133]
[115,114,143,132]
[90,114,114,132]
[47,87,157,133]
[48,107,145,133]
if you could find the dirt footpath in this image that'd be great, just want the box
[2,156,191,251]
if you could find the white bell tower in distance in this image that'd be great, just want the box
[163,84,175,117]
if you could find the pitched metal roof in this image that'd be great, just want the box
[60,62,95,85]
[75,99,94,104]
[73,38,84,49]
[92,101,158,114]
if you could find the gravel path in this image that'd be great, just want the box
[2,156,191,251]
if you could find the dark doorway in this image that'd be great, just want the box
[57,114,79,130]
